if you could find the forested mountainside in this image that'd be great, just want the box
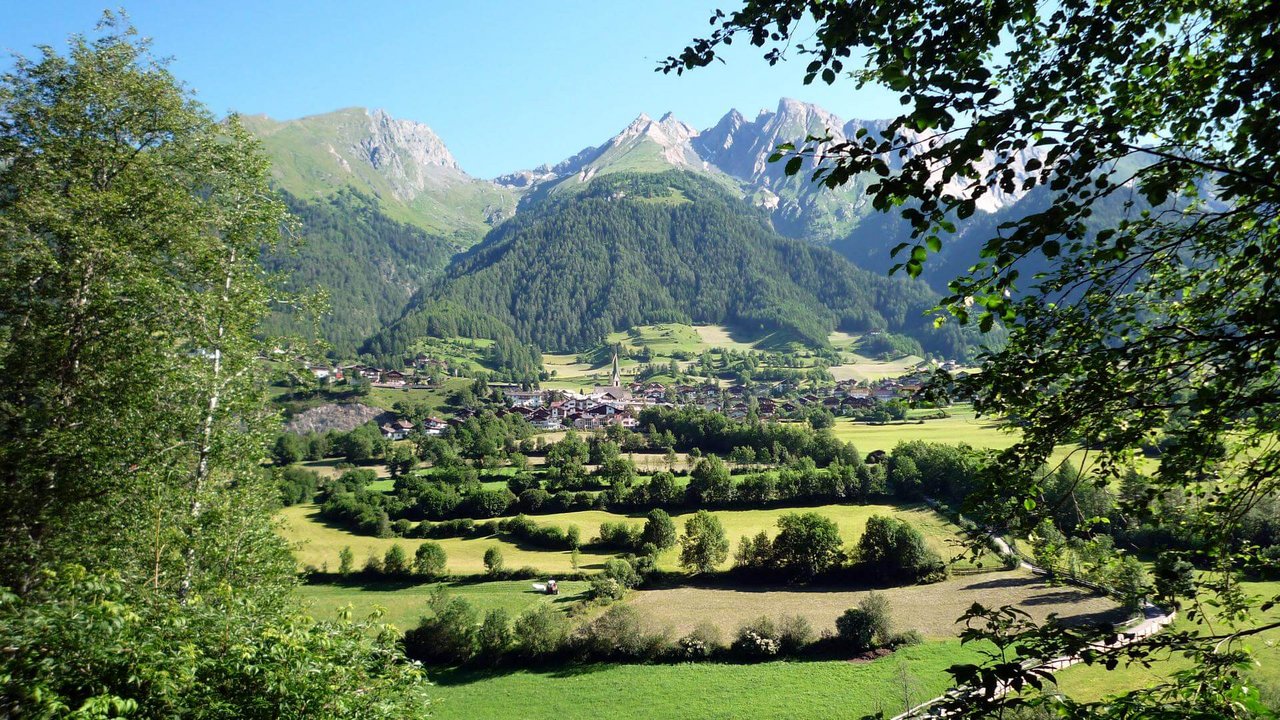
[363,171,975,363]
[260,189,456,353]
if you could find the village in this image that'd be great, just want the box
[296,349,965,441]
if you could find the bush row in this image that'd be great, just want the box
[403,590,919,668]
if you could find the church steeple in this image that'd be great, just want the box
[610,347,621,388]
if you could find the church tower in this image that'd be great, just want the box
[610,347,621,388]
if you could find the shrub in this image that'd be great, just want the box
[858,592,893,646]
[777,614,815,655]
[887,630,924,648]
[731,616,782,659]
[835,608,875,652]
[678,621,724,660]
[588,576,624,603]
[597,521,643,550]
[414,542,447,577]
[476,608,514,663]
[483,546,505,576]
[382,544,410,576]
[513,604,571,658]
[403,595,479,664]
[278,465,320,505]
[501,514,574,550]
[602,557,640,589]
[581,605,662,660]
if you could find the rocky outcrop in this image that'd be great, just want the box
[283,403,392,435]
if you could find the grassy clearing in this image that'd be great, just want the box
[299,458,390,480]
[280,502,983,575]
[364,378,469,415]
[299,578,590,631]
[470,503,984,573]
[1055,580,1280,702]
[829,352,925,382]
[607,323,704,356]
[628,570,1125,641]
[277,504,617,574]
[425,641,988,720]
[829,405,1018,453]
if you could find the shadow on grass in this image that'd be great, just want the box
[1021,589,1101,606]
[1057,607,1135,628]
[960,575,1041,591]
[424,644,909,687]
[641,571,960,595]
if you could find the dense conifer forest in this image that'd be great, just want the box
[365,172,974,362]
[260,189,456,354]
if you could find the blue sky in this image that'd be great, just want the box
[3,1,901,177]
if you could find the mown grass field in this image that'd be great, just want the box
[471,503,983,572]
[279,502,985,575]
[299,578,591,631]
[1055,580,1280,702]
[628,570,1124,641]
[277,504,618,574]
[829,405,1018,453]
[425,641,988,720]
[364,377,470,415]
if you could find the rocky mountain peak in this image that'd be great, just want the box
[352,109,464,200]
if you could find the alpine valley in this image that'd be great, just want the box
[250,99,1031,365]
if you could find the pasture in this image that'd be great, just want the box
[299,578,590,631]
[461,503,984,572]
[277,504,617,574]
[627,570,1125,640]
[425,641,988,720]
[279,502,986,575]
[829,405,1017,453]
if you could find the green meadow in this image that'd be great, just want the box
[424,642,988,720]
[299,578,591,631]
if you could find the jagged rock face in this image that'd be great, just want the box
[351,109,466,200]
[497,97,1036,244]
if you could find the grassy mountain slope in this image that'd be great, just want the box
[242,108,519,245]
[364,171,973,364]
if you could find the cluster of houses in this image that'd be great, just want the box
[308,350,954,439]
[497,373,931,431]
[309,353,451,389]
